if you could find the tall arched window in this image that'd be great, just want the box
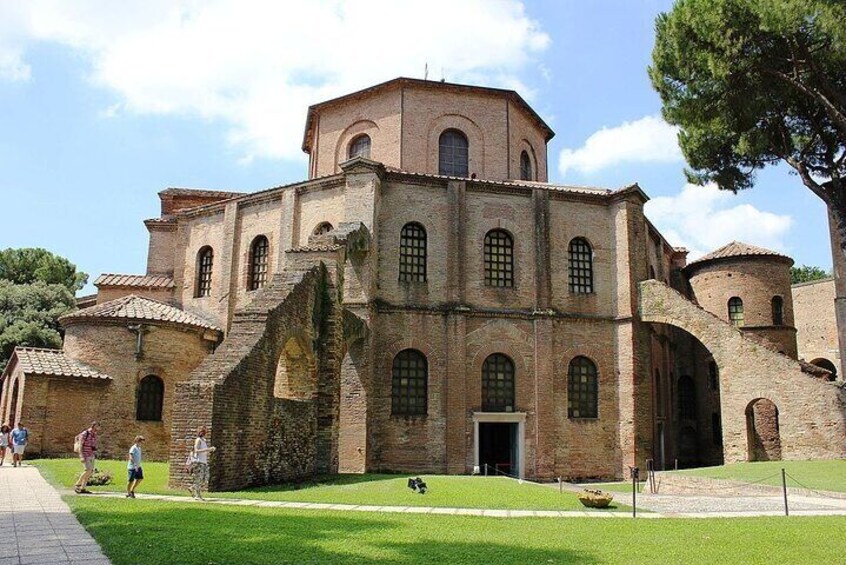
[195,246,214,298]
[728,297,744,326]
[568,356,598,418]
[569,238,594,294]
[313,222,333,236]
[482,354,515,412]
[391,349,428,416]
[399,222,427,282]
[438,129,469,177]
[678,375,696,420]
[248,236,269,290]
[484,229,514,288]
[771,295,784,326]
[348,134,371,159]
[519,150,533,181]
[136,375,164,421]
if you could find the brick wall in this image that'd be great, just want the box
[792,278,839,372]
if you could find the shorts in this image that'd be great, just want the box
[82,456,96,471]
[128,467,144,481]
[12,445,25,456]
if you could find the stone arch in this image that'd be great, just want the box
[810,358,837,380]
[8,378,20,425]
[334,119,379,172]
[273,333,317,401]
[426,113,485,177]
[746,398,782,461]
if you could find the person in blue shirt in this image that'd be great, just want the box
[10,422,28,467]
[126,435,145,498]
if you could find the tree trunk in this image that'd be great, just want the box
[824,182,846,379]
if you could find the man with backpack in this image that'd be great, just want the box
[73,421,100,494]
[10,422,28,467]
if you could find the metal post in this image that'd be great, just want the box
[484,463,488,477]
[632,473,637,518]
[558,477,563,494]
[782,468,789,516]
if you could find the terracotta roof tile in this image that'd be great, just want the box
[94,274,176,288]
[12,347,111,380]
[687,241,790,268]
[61,295,220,331]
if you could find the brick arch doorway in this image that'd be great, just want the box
[273,335,317,401]
[746,398,782,461]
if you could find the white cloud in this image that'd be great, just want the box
[558,115,681,177]
[0,0,549,162]
[644,183,793,260]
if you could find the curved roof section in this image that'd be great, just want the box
[686,241,792,270]
[61,295,221,332]
[8,347,111,380]
[302,77,555,152]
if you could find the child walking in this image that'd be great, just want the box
[126,436,145,498]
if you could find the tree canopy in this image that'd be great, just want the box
[649,0,846,210]
[791,264,832,284]
[0,248,87,372]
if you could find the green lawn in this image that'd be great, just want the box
[31,458,628,511]
[673,459,846,492]
[66,496,846,565]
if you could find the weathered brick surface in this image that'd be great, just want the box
[792,278,840,372]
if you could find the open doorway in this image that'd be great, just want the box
[479,422,518,477]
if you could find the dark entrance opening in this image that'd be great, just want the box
[479,422,518,476]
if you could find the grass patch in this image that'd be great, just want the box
[31,458,628,511]
[673,459,846,492]
[67,496,846,565]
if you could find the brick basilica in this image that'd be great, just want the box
[2,78,844,490]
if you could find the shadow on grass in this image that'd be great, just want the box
[72,501,598,565]
[230,473,403,494]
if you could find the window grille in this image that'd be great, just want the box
[482,354,515,412]
[728,297,744,326]
[248,236,269,290]
[568,238,594,294]
[484,230,514,288]
[196,247,213,298]
[391,349,428,416]
[136,375,164,421]
[399,223,427,282]
[438,129,469,177]
[568,356,598,418]
[348,134,371,159]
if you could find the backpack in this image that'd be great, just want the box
[73,430,86,454]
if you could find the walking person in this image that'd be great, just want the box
[126,436,145,498]
[0,425,10,466]
[10,422,28,467]
[190,426,216,500]
[74,421,100,494]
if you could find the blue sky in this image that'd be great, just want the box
[0,1,831,294]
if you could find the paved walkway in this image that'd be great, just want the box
[0,466,110,565]
[616,489,846,517]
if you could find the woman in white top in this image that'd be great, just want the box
[0,425,10,466]
[191,426,216,500]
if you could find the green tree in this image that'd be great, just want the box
[0,248,88,292]
[0,249,87,371]
[791,264,831,284]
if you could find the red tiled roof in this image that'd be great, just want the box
[687,241,790,268]
[159,187,245,199]
[61,295,220,332]
[11,347,111,380]
[94,274,175,288]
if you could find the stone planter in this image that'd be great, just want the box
[578,489,614,508]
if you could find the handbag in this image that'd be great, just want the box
[184,452,196,475]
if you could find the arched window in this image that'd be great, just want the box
[678,375,696,420]
[482,354,515,412]
[399,222,427,282]
[348,134,371,159]
[771,295,784,326]
[195,246,214,298]
[484,229,514,288]
[708,361,719,391]
[391,349,428,416]
[728,297,744,326]
[568,356,598,418]
[136,375,164,421]
[569,238,594,294]
[248,236,269,291]
[519,150,533,181]
[649,265,656,280]
[313,222,333,236]
[810,358,837,380]
[438,129,469,177]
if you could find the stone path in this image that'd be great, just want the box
[616,489,846,517]
[0,466,110,565]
